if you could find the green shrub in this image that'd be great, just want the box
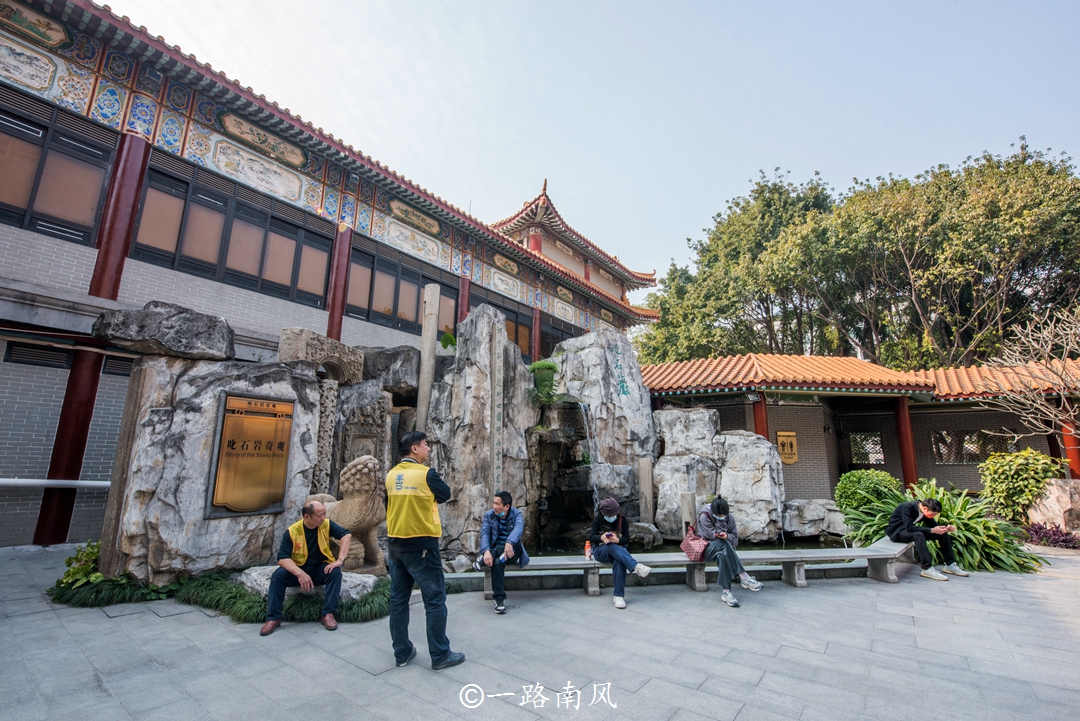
[528,359,559,373]
[843,479,1045,573]
[834,469,902,510]
[979,448,1065,523]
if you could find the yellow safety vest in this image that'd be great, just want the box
[385,460,442,539]
[288,519,335,566]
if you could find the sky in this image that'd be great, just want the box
[103,0,1080,304]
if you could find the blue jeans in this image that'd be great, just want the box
[488,542,525,602]
[592,543,640,597]
[388,546,451,664]
[265,565,341,621]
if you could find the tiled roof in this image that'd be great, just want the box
[642,354,935,396]
[906,360,1080,400]
[492,189,657,289]
[58,1,652,325]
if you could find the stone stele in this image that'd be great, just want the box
[240,565,377,603]
[426,304,539,560]
[92,300,235,360]
[97,357,320,585]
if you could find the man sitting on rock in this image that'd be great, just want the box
[886,497,968,581]
[260,500,351,636]
[472,491,529,614]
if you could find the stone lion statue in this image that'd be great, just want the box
[306,454,386,576]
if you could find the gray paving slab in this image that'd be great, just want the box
[3,546,1080,720]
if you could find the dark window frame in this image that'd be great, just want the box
[0,106,115,246]
[130,166,333,309]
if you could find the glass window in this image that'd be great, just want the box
[33,152,106,227]
[849,432,885,465]
[0,132,41,209]
[397,277,419,322]
[517,322,531,357]
[372,269,396,316]
[297,243,328,295]
[262,231,295,286]
[931,430,1017,465]
[179,202,225,264]
[438,294,455,334]
[135,187,185,253]
[347,261,372,310]
[225,217,265,276]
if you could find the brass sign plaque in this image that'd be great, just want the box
[777,431,798,465]
[211,396,293,512]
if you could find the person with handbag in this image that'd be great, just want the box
[590,497,652,609]
[697,498,762,607]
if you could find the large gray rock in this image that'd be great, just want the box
[92,301,235,360]
[98,357,319,585]
[1028,477,1080,533]
[654,409,721,457]
[653,454,718,539]
[426,304,540,559]
[239,565,377,602]
[554,329,658,466]
[714,432,784,541]
[783,499,847,536]
[629,522,663,549]
[359,345,421,401]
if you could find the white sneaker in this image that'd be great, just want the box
[634,563,652,579]
[740,575,763,592]
[942,563,969,577]
[721,589,740,607]
[613,596,626,609]
[920,567,949,581]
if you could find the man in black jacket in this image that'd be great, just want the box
[886,498,969,581]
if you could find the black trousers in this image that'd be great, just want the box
[890,528,956,569]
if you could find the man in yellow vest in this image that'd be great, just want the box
[386,431,464,669]
[260,499,351,636]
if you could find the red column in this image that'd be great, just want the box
[32,350,104,544]
[457,276,471,325]
[531,307,541,362]
[584,261,591,282]
[529,232,543,252]
[894,396,919,488]
[1061,422,1080,480]
[325,223,352,341]
[88,132,152,300]
[752,393,769,440]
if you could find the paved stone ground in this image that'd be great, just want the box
[2,545,1080,721]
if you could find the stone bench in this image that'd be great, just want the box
[480,538,914,596]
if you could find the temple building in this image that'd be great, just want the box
[642,354,1080,501]
[0,0,656,546]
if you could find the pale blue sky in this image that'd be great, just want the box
[105,0,1080,303]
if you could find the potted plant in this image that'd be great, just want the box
[528,359,558,395]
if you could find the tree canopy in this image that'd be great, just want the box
[634,142,1080,370]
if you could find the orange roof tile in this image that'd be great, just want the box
[906,360,1080,400]
[642,354,935,395]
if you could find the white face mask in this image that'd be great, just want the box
[604,515,617,523]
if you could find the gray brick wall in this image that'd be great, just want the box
[80,373,129,482]
[0,489,42,547]
[911,407,1051,491]
[768,404,835,500]
[0,340,67,480]
[0,340,128,546]
[341,315,422,349]
[714,402,752,434]
[68,488,110,544]
[836,412,907,483]
[0,224,98,294]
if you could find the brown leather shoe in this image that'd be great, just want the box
[321,613,338,631]
[259,620,280,636]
